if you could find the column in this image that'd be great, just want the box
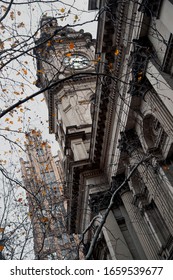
[101,210,133,260]
[121,190,161,259]
[130,151,173,236]
[144,90,173,141]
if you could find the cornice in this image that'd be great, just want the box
[90,10,125,167]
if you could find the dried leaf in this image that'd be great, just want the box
[37,69,45,74]
[0,40,4,50]
[22,68,27,75]
[41,190,46,196]
[10,11,15,20]
[41,217,49,223]
[114,49,119,56]
[47,41,51,47]
[163,165,169,171]
[41,142,46,147]
[0,245,4,251]
[17,22,25,28]
[60,8,65,13]
[65,53,71,57]
[69,42,74,50]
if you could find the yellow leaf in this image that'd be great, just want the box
[45,165,49,171]
[5,118,9,122]
[69,42,74,50]
[41,142,46,147]
[14,91,20,95]
[9,121,13,124]
[0,245,4,251]
[41,98,45,102]
[65,53,71,57]
[0,228,5,233]
[114,49,119,56]
[20,108,24,112]
[30,98,34,101]
[41,190,46,196]
[28,212,33,218]
[37,69,44,74]
[22,68,27,75]
[74,15,78,20]
[2,89,7,92]
[60,8,65,13]
[47,41,51,47]
[41,217,49,223]
[31,129,37,134]
[55,39,63,43]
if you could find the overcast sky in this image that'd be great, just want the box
[0,0,98,156]
[0,0,98,255]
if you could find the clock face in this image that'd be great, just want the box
[63,54,90,69]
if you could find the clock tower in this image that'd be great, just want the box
[35,15,96,188]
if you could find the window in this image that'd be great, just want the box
[144,201,171,249]
[88,0,99,10]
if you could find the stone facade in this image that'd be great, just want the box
[20,131,77,259]
[86,0,173,260]
[35,0,173,260]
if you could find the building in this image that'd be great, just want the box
[35,0,173,260]
[34,16,96,234]
[88,0,99,10]
[20,130,77,259]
